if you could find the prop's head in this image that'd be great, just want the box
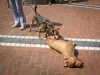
[75,58,83,67]
[64,57,83,68]
[45,36,57,44]
[46,36,56,41]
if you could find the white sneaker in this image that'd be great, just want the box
[20,25,26,31]
[12,24,21,28]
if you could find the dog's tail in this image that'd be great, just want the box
[34,5,37,14]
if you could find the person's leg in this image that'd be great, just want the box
[9,0,20,26]
[69,0,72,4]
[49,0,52,5]
[16,0,26,27]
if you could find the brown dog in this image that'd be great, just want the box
[45,36,83,68]
[29,5,59,38]
[29,5,48,32]
[37,22,47,38]
[37,21,59,39]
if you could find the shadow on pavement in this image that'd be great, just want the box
[53,0,88,4]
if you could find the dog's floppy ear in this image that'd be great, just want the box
[57,28,60,30]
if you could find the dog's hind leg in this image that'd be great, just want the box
[29,22,33,32]
[38,28,42,39]
[29,18,35,32]
[36,23,40,32]
[38,25,43,39]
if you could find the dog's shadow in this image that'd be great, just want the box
[52,22,62,26]
[58,34,68,40]
[26,24,37,28]
[26,24,38,32]
[26,22,62,28]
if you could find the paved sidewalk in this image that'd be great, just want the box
[0,0,100,75]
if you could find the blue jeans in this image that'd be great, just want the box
[9,0,26,26]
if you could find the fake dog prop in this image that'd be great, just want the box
[45,36,83,68]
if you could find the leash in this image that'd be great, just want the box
[24,0,37,10]
[26,1,34,10]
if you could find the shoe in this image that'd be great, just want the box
[12,25,18,28]
[20,25,26,31]
[12,24,21,28]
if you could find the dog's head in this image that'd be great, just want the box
[64,57,83,68]
[50,27,59,39]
